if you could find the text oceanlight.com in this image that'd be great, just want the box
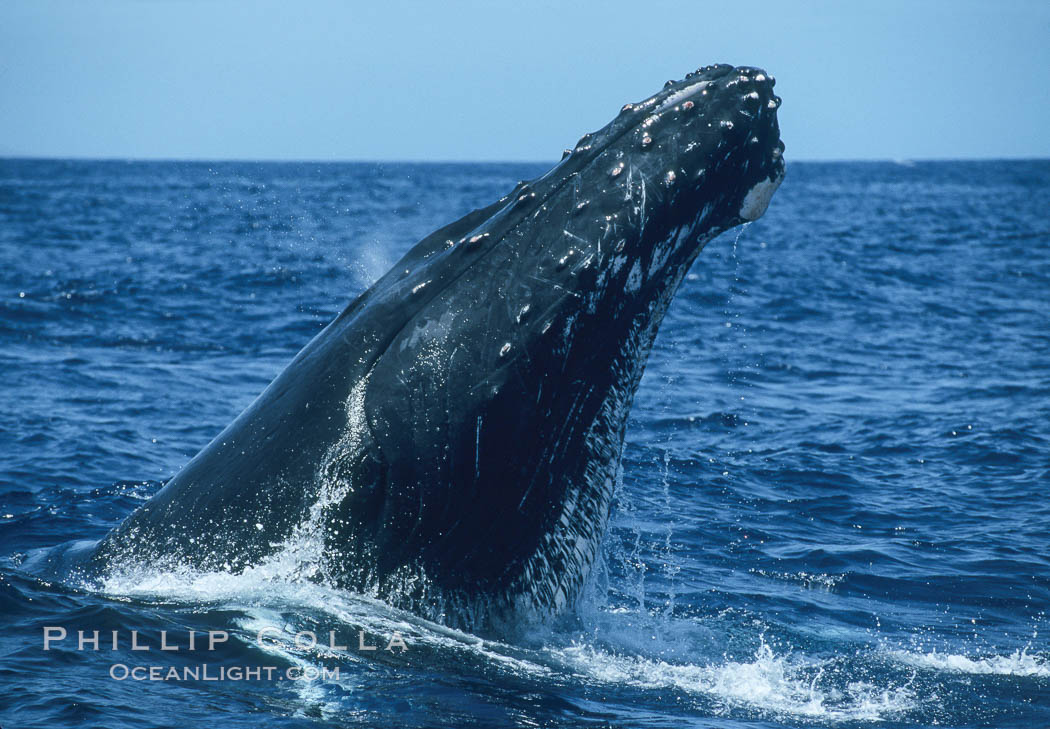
[108,664,340,682]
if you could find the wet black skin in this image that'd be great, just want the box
[91,64,785,630]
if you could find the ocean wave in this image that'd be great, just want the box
[888,648,1050,678]
[554,641,917,723]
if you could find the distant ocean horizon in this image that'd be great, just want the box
[1,157,1047,728]
[4,154,1050,164]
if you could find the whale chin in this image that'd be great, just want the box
[90,64,785,633]
[739,167,785,221]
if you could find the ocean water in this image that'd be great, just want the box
[1,158,1048,728]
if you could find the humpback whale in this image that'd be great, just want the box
[92,64,785,631]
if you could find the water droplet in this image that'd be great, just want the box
[516,304,531,323]
[664,79,675,88]
[665,170,676,185]
[561,148,572,160]
[574,200,590,214]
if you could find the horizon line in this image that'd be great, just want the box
[3,154,1049,166]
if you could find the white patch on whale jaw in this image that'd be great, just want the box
[738,170,784,221]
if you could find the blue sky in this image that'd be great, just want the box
[2,0,1048,162]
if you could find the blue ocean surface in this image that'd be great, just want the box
[1,158,1048,728]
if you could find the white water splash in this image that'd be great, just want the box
[888,647,1050,677]
[350,240,394,289]
[749,568,845,591]
[260,375,372,581]
[553,640,917,723]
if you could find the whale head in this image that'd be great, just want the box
[563,63,785,256]
[331,64,786,626]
